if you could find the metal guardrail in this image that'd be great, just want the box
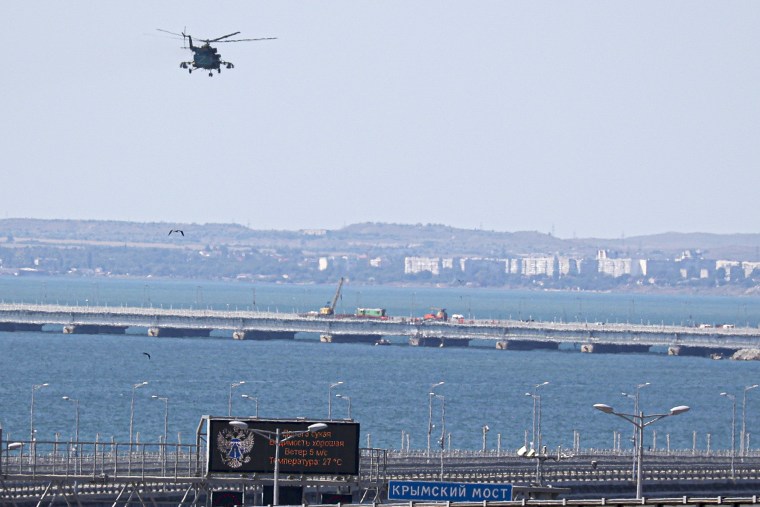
[4,439,760,484]
[1,440,202,479]
[5,439,760,505]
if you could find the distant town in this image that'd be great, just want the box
[1,218,760,293]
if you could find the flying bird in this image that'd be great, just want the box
[143,352,151,360]
[168,229,184,236]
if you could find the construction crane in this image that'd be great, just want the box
[319,277,344,316]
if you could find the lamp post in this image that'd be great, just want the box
[427,381,444,456]
[61,396,80,444]
[742,385,758,456]
[328,382,343,419]
[30,383,49,442]
[129,381,148,447]
[228,381,246,417]
[482,425,490,454]
[594,402,690,499]
[525,381,549,451]
[229,421,327,506]
[335,394,352,419]
[720,392,737,476]
[432,393,446,480]
[241,394,260,418]
[622,382,650,478]
[151,395,169,445]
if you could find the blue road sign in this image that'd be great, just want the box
[388,480,513,502]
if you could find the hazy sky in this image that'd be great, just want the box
[3,2,759,238]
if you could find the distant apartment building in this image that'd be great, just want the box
[318,257,329,271]
[743,261,760,278]
[405,256,441,275]
[716,260,743,281]
[596,250,646,277]
[520,256,556,277]
[300,229,327,236]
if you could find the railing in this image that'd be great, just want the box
[1,439,203,479]
[4,438,760,487]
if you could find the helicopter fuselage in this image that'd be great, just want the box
[190,44,224,70]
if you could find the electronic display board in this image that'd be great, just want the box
[207,418,360,475]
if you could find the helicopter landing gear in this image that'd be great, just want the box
[188,68,192,74]
[209,72,213,77]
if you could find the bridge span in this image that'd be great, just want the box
[1,303,760,357]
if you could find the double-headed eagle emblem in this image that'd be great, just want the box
[217,426,256,468]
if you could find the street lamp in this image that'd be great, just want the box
[742,385,758,456]
[482,425,490,454]
[720,392,737,476]
[229,421,327,506]
[335,394,352,419]
[61,396,80,444]
[525,381,549,451]
[129,381,148,447]
[328,381,343,419]
[428,381,444,456]
[151,395,169,445]
[622,382,650,477]
[241,394,259,418]
[594,402,689,499]
[431,393,446,479]
[228,381,246,417]
[30,383,49,442]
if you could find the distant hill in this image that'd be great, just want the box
[0,218,758,260]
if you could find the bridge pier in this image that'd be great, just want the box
[148,327,211,338]
[409,335,471,347]
[320,334,381,344]
[0,322,44,332]
[668,345,738,358]
[232,330,295,340]
[581,343,650,354]
[62,324,127,335]
[496,340,559,351]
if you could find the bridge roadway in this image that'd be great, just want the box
[1,303,760,354]
[3,439,760,505]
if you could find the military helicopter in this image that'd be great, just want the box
[157,29,276,76]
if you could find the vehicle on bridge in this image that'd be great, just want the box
[356,307,387,319]
[423,307,448,321]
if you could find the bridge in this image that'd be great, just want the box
[1,303,760,357]
[4,434,760,505]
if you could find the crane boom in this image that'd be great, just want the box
[319,277,344,315]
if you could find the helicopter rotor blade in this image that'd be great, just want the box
[156,28,185,38]
[208,31,241,42]
[214,37,278,43]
